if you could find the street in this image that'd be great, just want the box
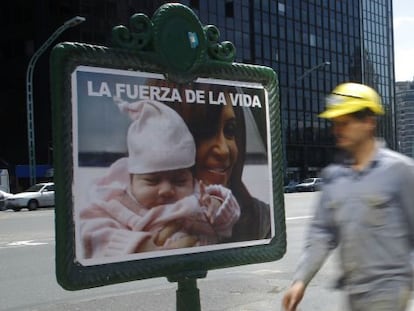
[1,192,412,311]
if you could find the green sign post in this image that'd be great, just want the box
[51,3,285,310]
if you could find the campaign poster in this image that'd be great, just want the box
[72,65,274,266]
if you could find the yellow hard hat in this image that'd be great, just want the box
[319,82,384,119]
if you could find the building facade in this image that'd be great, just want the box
[184,0,396,181]
[396,80,414,159]
[0,0,396,188]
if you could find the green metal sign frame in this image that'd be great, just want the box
[51,3,285,293]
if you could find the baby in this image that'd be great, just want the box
[79,98,240,259]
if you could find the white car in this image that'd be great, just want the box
[0,190,14,211]
[6,182,55,211]
[294,177,324,192]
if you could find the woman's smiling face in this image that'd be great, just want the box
[194,104,238,186]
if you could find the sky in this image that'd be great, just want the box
[393,0,414,81]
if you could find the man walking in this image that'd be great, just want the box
[282,82,414,311]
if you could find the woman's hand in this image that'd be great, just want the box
[155,222,183,246]
[136,222,199,252]
[156,222,199,248]
[166,235,199,249]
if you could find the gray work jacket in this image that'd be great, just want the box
[293,146,414,294]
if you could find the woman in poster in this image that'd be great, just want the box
[169,87,271,242]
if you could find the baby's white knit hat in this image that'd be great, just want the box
[114,98,195,174]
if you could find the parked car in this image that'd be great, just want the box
[295,177,323,192]
[6,182,55,211]
[284,181,299,193]
[0,190,14,211]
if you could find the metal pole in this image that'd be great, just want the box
[26,16,85,185]
[167,271,207,311]
[282,61,331,181]
[176,278,202,311]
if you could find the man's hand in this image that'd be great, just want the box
[282,281,305,311]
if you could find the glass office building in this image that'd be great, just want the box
[1,0,396,186]
[183,0,396,181]
[396,81,414,159]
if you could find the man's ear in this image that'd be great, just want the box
[366,116,377,133]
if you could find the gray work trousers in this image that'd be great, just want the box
[346,283,412,311]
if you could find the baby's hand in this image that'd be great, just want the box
[204,197,222,224]
[198,180,209,205]
[198,181,223,224]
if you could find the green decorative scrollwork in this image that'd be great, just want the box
[112,13,153,50]
[151,3,206,73]
[205,25,236,62]
[111,4,235,75]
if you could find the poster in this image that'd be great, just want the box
[72,66,275,266]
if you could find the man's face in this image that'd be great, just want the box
[331,114,375,152]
